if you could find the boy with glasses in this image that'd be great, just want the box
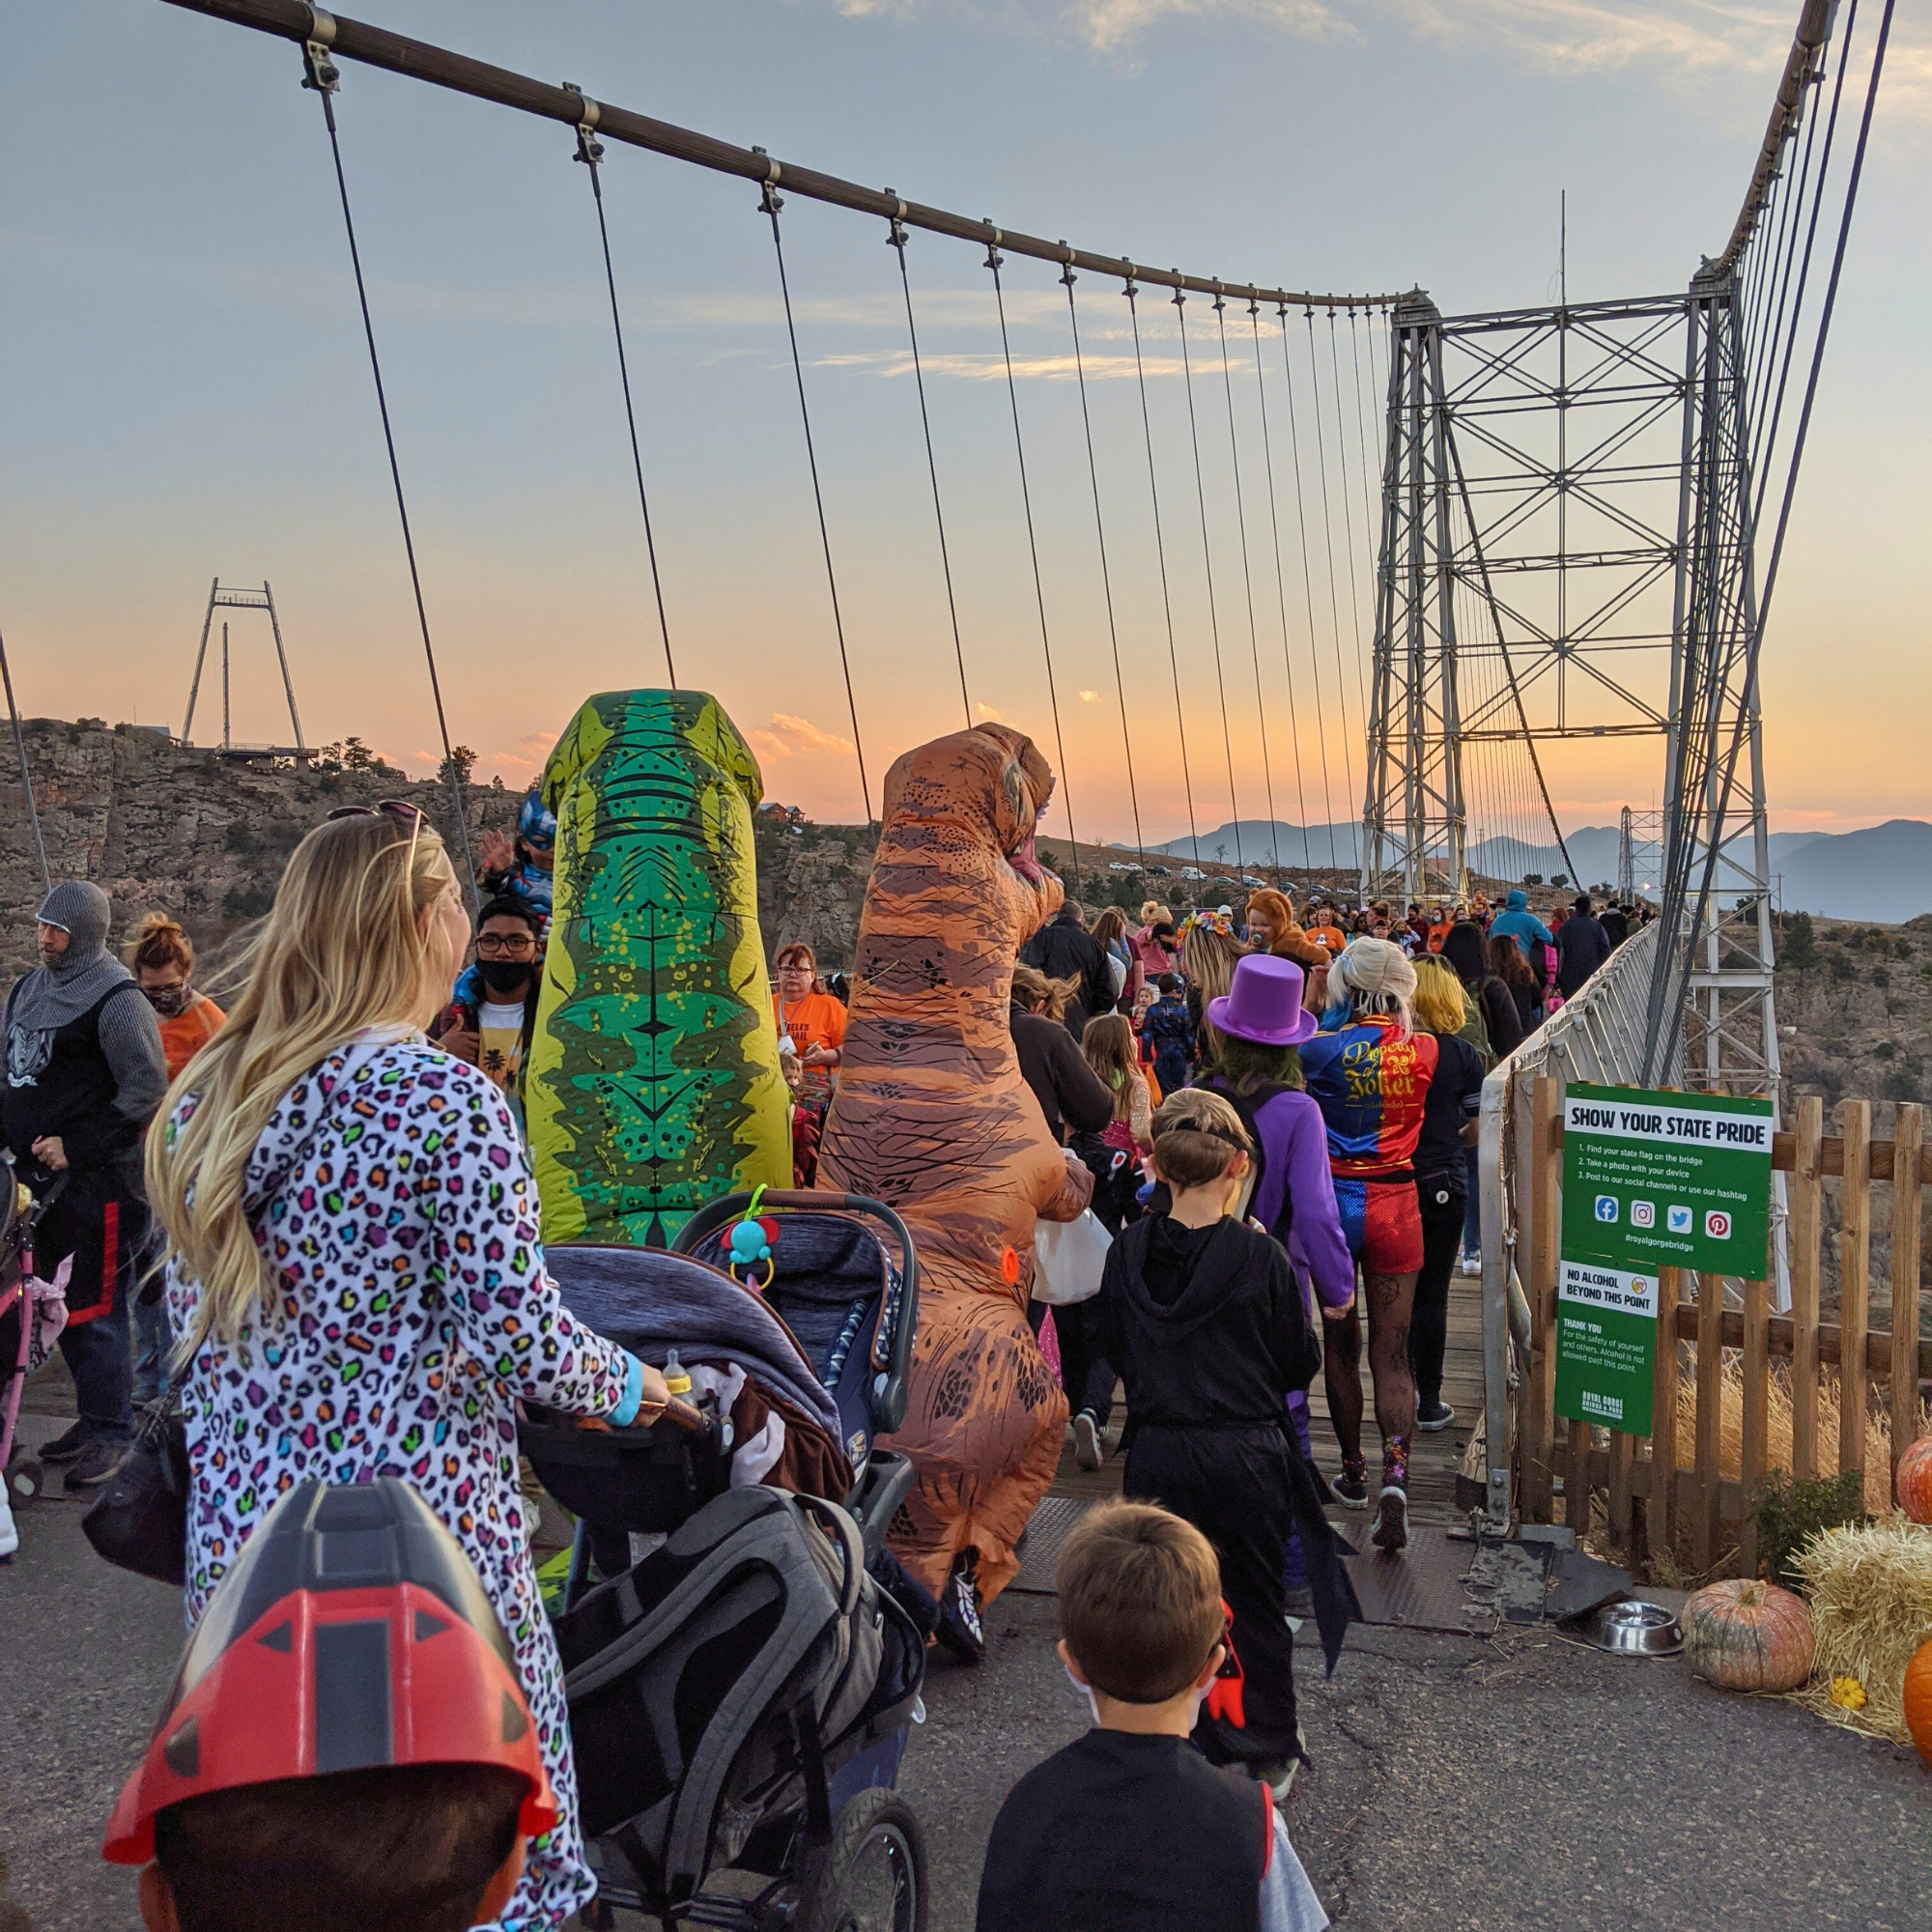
[431,897,543,1109]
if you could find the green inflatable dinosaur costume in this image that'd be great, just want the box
[526,689,791,1247]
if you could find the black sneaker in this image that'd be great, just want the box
[1331,1461,1371,1508]
[39,1421,90,1464]
[1372,1485,1409,1553]
[1416,1399,1456,1432]
[63,1437,128,1492]
[936,1559,985,1664]
[1072,1410,1104,1472]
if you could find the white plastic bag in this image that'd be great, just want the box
[1032,1210,1114,1306]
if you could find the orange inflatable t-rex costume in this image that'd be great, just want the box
[816,724,1092,1614]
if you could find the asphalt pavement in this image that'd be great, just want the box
[3,1435,1926,1930]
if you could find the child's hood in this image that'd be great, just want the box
[1117,1217,1257,1341]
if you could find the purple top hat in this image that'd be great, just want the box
[1207,952,1319,1047]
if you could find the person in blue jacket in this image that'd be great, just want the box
[1487,888,1552,967]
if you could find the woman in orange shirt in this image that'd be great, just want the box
[128,913,226,1082]
[125,913,227,1404]
[773,941,846,1183]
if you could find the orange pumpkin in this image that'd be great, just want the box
[1905,1641,1932,1766]
[1895,1435,1932,1525]
[1681,1577,1815,1692]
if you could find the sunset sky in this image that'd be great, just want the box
[2,1,1925,847]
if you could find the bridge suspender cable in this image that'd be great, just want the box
[1063,263,1148,875]
[0,626,51,898]
[1174,288,1243,875]
[565,88,676,690]
[1278,306,1340,869]
[1305,311,1360,844]
[297,27,478,906]
[987,238,1080,885]
[1213,295,1280,872]
[1248,303,1314,870]
[756,164,874,828]
[886,203,971,728]
[1126,278,1203,874]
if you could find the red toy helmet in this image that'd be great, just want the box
[103,1479,556,1865]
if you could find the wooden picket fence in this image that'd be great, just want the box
[1518,1080,1929,1577]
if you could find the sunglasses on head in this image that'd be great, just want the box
[326,799,424,834]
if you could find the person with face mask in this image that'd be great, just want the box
[431,898,544,1113]
[2,882,168,1487]
[128,913,227,1081]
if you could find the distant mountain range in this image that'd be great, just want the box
[1132,817,1932,922]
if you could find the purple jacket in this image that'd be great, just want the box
[1247,1088,1355,1311]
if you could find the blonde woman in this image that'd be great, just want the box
[1177,913,1243,1065]
[148,806,668,1931]
[1408,959,1488,1435]
[1009,962,1112,1146]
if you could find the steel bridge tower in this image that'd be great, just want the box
[1361,275,1781,1109]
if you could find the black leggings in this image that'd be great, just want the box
[1411,1179,1465,1406]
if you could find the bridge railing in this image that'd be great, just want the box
[1475,920,1677,1530]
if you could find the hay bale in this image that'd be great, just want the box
[1788,1513,1932,1745]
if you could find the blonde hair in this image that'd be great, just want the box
[1139,901,1172,928]
[1011,960,1081,1023]
[1081,1012,1141,1122]
[1150,1087,1251,1190]
[1411,955,1467,1036]
[147,811,461,1354]
[1179,922,1242,1061]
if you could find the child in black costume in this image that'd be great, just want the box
[1100,1088,1357,1796]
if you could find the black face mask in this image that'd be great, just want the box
[478,959,533,995]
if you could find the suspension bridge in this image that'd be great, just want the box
[1,0,1900,1103]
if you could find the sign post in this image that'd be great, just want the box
[1556,1084,1774,1436]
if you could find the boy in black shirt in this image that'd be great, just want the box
[1101,1090,1356,1796]
[976,1502,1327,1932]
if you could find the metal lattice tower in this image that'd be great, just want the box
[1361,281,1781,1105]
[1617,806,1665,902]
[183,578,307,754]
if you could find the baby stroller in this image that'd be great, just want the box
[520,1189,927,1929]
[1,1166,70,1510]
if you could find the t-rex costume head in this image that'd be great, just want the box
[817,724,1093,1604]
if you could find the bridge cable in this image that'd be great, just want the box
[1278,305,1341,870]
[1173,287,1244,874]
[1248,302,1314,869]
[1125,278,1203,872]
[0,626,50,898]
[1213,294,1280,872]
[1063,261,1148,873]
[886,202,971,727]
[568,94,676,689]
[1326,314,1373,753]
[756,163,874,826]
[986,238,1079,883]
[1303,311,1360,857]
[299,37,477,904]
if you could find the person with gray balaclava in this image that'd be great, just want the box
[2,881,168,1489]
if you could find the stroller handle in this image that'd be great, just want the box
[673,1189,920,1437]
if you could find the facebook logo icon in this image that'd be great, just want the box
[1594,1196,1619,1224]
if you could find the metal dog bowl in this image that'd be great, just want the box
[1585,1600,1684,1657]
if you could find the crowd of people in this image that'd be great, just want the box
[0,761,1647,1930]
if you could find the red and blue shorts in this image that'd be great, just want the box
[1332,1174,1424,1276]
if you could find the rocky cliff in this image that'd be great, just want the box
[0,719,874,980]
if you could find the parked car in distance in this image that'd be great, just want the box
[1147,864,1171,876]
[1179,867,1206,880]
[1108,861,1140,872]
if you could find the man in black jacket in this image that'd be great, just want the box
[2,882,168,1489]
[1556,893,1612,999]
[1019,899,1114,1038]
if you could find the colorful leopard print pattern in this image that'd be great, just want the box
[816,724,1093,1603]
[162,1036,631,1931]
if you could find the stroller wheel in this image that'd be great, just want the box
[6,1458,44,1506]
[794,1787,926,1932]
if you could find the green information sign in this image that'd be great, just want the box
[1554,1084,1774,1436]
